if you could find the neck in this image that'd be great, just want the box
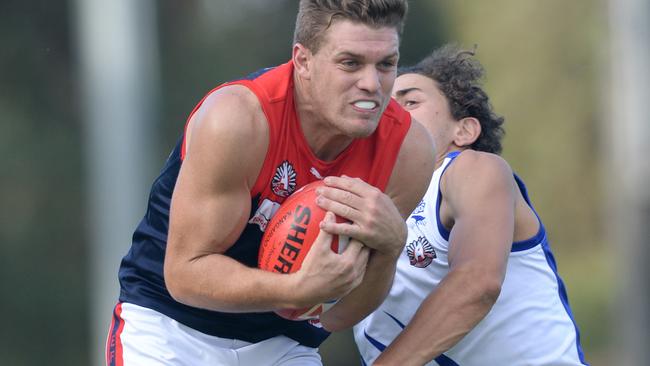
[434,147,464,170]
[293,73,354,161]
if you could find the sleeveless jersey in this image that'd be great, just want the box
[117,61,412,348]
[354,151,588,365]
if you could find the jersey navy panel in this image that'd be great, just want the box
[120,136,181,307]
[118,67,329,348]
[119,139,331,348]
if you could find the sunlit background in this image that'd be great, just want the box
[1,0,648,365]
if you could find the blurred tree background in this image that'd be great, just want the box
[0,0,612,365]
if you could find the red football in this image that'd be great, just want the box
[258,180,349,320]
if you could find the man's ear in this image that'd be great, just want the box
[453,117,481,147]
[292,43,312,80]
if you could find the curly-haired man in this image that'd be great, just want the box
[354,44,588,366]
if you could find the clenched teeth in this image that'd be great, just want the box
[354,101,378,110]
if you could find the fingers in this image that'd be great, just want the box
[317,197,361,224]
[342,239,369,276]
[349,246,370,290]
[355,245,370,269]
[323,175,372,197]
[318,217,363,258]
[310,212,334,254]
[316,185,362,223]
[341,238,363,257]
[295,217,369,304]
[317,176,383,224]
[319,175,407,258]
[319,214,359,239]
[318,178,363,205]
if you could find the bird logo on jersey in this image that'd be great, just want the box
[271,160,297,197]
[410,200,427,227]
[406,236,436,268]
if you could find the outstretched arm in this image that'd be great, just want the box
[318,119,436,331]
[374,151,516,365]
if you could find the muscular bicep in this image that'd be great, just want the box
[167,86,268,261]
[384,119,436,218]
[444,152,515,274]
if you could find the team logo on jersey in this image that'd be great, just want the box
[413,200,426,215]
[410,200,427,226]
[310,167,324,180]
[271,160,297,197]
[308,318,323,328]
[249,198,282,231]
[406,236,436,268]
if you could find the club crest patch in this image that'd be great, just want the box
[271,160,297,197]
[406,236,436,268]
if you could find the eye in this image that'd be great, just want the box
[378,61,397,71]
[403,100,419,107]
[341,59,360,69]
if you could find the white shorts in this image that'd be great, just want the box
[106,302,322,366]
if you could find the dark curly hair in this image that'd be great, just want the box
[398,44,505,154]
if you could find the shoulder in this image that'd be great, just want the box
[442,150,514,202]
[187,84,268,150]
[199,84,265,129]
[184,84,269,186]
[447,150,512,180]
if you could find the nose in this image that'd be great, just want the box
[356,66,381,94]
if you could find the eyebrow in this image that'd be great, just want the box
[335,51,400,61]
[394,87,422,98]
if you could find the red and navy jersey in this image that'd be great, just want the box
[118,61,411,348]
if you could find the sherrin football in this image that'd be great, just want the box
[258,180,349,321]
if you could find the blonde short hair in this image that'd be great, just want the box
[293,0,408,53]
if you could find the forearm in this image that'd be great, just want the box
[165,253,301,313]
[320,249,397,331]
[375,267,500,365]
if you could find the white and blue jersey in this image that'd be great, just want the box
[354,151,588,366]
